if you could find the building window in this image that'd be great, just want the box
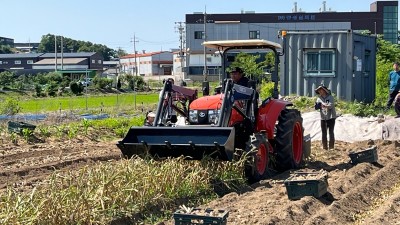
[194,31,204,39]
[15,60,21,65]
[0,61,2,64]
[304,49,336,76]
[383,6,398,44]
[98,60,102,64]
[249,30,260,39]
[92,59,95,63]
[27,60,34,64]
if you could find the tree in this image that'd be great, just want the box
[38,34,118,60]
[227,52,265,81]
[116,48,127,58]
[0,45,12,54]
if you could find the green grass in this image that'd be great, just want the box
[15,93,159,113]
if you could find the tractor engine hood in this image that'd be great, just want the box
[189,94,224,110]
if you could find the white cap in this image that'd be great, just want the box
[147,112,156,117]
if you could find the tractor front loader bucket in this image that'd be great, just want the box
[117,126,236,161]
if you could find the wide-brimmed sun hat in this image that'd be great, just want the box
[315,85,330,94]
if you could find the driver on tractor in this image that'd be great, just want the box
[230,67,249,87]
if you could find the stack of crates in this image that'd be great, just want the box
[173,207,229,225]
[284,170,329,200]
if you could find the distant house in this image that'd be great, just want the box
[0,52,104,76]
[36,52,103,71]
[103,60,119,75]
[0,53,43,71]
[120,51,173,77]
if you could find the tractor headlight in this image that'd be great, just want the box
[189,110,198,123]
[208,109,220,124]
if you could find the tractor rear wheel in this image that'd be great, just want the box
[275,109,304,171]
[245,133,271,183]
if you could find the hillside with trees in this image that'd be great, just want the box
[37,34,127,60]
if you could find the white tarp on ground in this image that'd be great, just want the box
[302,111,400,143]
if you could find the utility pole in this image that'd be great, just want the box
[131,34,139,77]
[61,36,64,71]
[203,7,208,82]
[175,22,186,83]
[54,35,57,71]
[131,34,139,109]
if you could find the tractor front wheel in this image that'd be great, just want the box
[245,133,271,183]
[275,109,304,171]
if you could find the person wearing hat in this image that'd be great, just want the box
[385,62,400,111]
[230,67,249,87]
[315,85,337,150]
[144,111,156,126]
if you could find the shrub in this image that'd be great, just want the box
[0,97,20,115]
[70,82,84,95]
[0,71,15,89]
[93,77,113,89]
[343,101,379,117]
[34,84,43,97]
[45,82,59,97]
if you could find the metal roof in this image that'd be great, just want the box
[34,58,87,65]
[39,52,97,58]
[202,39,282,50]
[0,53,44,59]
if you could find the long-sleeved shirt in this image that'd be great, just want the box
[389,70,400,92]
[315,94,336,120]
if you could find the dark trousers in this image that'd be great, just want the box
[321,118,336,149]
[386,91,399,109]
[395,100,400,116]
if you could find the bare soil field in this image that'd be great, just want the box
[169,140,400,225]
[1,124,400,224]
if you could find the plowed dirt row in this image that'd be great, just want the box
[1,136,400,225]
[181,140,400,225]
[0,138,122,192]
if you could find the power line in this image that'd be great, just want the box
[136,37,178,45]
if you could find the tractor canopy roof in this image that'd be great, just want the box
[202,39,281,51]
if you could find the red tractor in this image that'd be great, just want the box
[117,39,304,182]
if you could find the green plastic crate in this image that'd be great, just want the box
[348,146,378,165]
[173,208,229,225]
[284,171,328,200]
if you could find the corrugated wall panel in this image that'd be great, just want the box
[281,31,376,102]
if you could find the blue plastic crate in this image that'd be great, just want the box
[173,208,229,225]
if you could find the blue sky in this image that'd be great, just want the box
[1,0,394,53]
